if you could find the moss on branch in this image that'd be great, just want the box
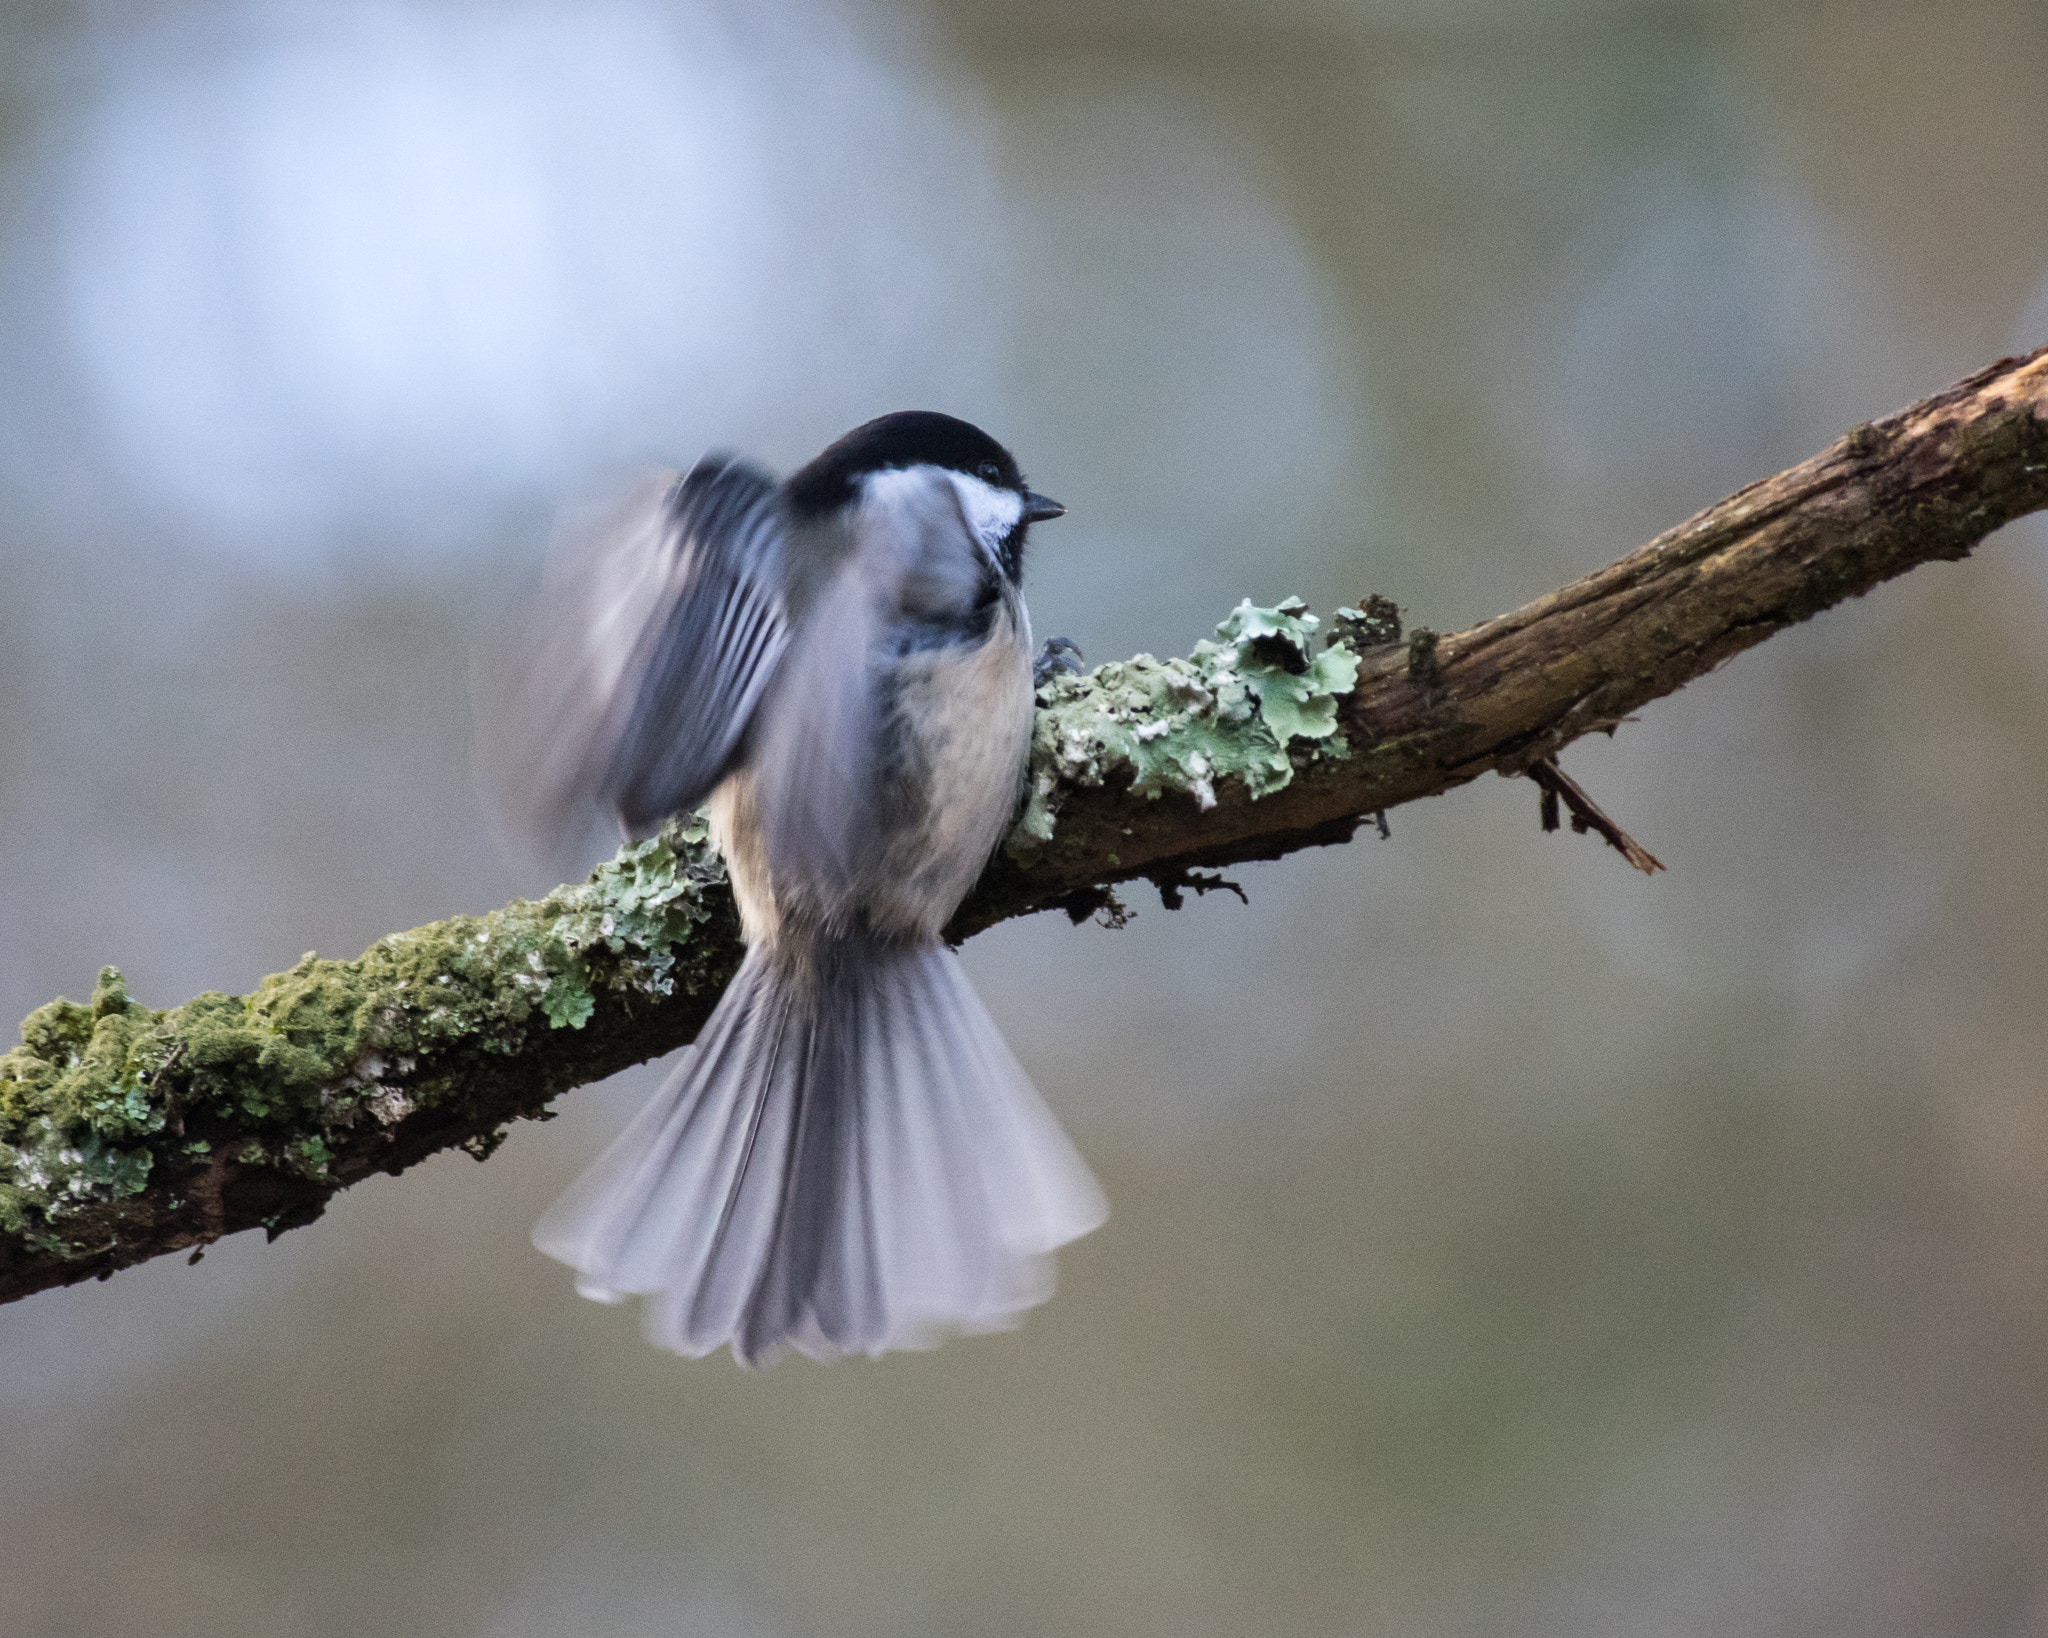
[0,825,740,1299]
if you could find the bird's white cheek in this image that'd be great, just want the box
[858,465,1024,561]
[945,472,1025,555]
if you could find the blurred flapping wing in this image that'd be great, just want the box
[480,457,790,857]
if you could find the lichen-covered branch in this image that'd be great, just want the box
[7,346,2048,1306]
[952,347,2048,933]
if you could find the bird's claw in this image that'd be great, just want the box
[1033,636,1085,688]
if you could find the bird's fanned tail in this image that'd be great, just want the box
[533,939,1106,1364]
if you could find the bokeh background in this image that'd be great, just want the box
[6,1,2048,1633]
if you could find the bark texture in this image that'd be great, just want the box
[5,346,2047,1307]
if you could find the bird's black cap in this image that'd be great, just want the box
[786,411,1032,519]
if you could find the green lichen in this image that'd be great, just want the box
[1011,597,1361,858]
[0,818,729,1249]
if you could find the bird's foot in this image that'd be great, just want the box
[1033,636,1085,688]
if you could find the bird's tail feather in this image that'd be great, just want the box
[532,939,1106,1363]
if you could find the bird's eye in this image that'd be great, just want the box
[977,461,1002,485]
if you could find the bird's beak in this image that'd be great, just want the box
[1023,491,1066,523]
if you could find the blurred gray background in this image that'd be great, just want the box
[6,1,2048,1633]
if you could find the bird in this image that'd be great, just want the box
[495,411,1108,1364]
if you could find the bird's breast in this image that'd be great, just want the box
[715,591,1036,951]
[866,596,1035,938]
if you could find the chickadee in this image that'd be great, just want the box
[497,412,1107,1364]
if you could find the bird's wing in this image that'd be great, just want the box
[478,457,790,857]
[748,468,998,908]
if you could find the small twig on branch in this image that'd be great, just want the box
[5,347,2048,1305]
[1148,867,1250,911]
[1523,756,1665,875]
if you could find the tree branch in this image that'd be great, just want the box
[7,346,2048,1306]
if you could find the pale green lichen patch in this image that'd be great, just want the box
[1011,598,1361,857]
[0,820,729,1248]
